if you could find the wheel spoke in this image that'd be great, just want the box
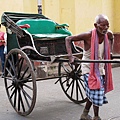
[65,80,73,92]
[17,57,24,78]
[18,88,21,111]
[5,66,14,78]
[70,80,75,98]
[23,83,33,91]
[77,77,85,90]
[17,87,26,112]
[75,70,85,90]
[22,90,30,108]
[19,77,32,83]
[20,86,32,100]
[5,77,14,81]
[68,63,74,70]
[9,87,16,99]
[61,63,70,73]
[8,59,16,76]
[11,53,17,70]
[6,84,13,90]
[78,82,85,100]
[77,64,81,72]
[20,94,25,112]
[61,77,70,85]
[20,67,29,80]
[13,88,17,108]
[76,80,79,100]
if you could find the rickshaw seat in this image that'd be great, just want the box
[16,19,71,39]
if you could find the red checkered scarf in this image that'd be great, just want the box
[88,28,113,93]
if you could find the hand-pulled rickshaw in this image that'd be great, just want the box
[1,12,86,116]
[1,12,120,116]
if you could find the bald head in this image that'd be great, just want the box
[94,14,109,24]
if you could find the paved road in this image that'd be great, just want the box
[0,67,120,120]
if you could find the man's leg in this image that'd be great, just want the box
[85,98,92,110]
[93,105,101,120]
[80,98,92,120]
[80,74,93,120]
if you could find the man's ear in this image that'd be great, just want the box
[94,23,97,28]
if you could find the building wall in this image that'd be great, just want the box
[74,0,114,34]
[0,0,120,54]
[112,0,120,54]
[42,0,60,23]
[42,0,120,54]
[42,0,75,34]
[0,0,38,31]
[113,0,120,33]
[42,0,114,34]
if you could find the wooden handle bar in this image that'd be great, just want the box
[56,58,120,63]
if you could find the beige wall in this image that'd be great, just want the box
[42,0,60,22]
[42,0,120,54]
[42,0,75,34]
[75,0,114,34]
[113,0,120,33]
[0,0,38,31]
[1,0,120,33]
[42,0,117,34]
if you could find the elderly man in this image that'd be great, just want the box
[65,14,114,120]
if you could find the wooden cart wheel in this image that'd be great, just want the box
[58,62,87,104]
[4,48,36,116]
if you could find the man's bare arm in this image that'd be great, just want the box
[108,30,114,52]
[65,32,90,63]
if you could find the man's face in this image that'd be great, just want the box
[96,19,109,35]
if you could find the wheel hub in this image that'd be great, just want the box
[12,77,21,87]
[69,71,79,79]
